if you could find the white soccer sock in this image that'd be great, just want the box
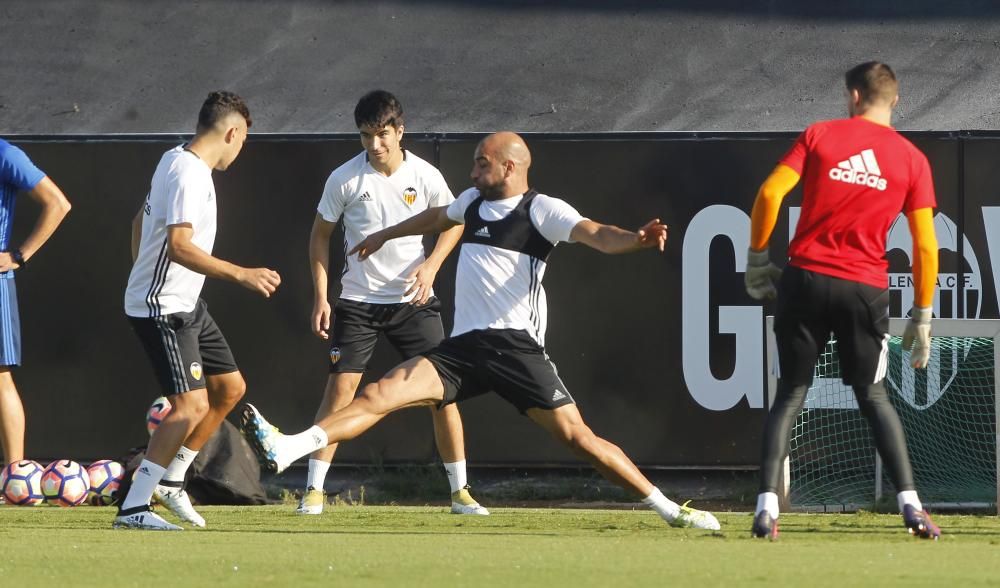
[756,492,780,518]
[897,490,922,512]
[283,426,329,464]
[121,460,166,511]
[642,488,680,521]
[162,446,199,484]
[443,460,467,494]
[306,459,331,490]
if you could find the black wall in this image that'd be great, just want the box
[8,132,997,466]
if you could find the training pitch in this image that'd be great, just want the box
[1,505,998,586]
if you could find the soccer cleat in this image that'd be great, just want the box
[296,486,326,515]
[240,403,292,474]
[154,483,206,527]
[670,501,721,530]
[112,505,183,531]
[903,504,941,540]
[751,510,779,539]
[450,485,489,515]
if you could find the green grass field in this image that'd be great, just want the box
[2,505,999,586]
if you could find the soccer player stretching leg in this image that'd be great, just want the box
[745,62,940,539]
[116,92,281,530]
[243,131,720,531]
[301,90,485,515]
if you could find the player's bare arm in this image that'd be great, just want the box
[350,205,458,261]
[405,223,463,304]
[0,176,71,272]
[166,224,281,297]
[569,218,667,254]
[309,213,337,338]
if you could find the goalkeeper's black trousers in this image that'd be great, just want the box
[758,379,916,494]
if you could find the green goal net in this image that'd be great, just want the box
[766,318,1000,512]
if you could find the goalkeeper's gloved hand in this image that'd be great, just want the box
[745,248,783,300]
[902,306,932,369]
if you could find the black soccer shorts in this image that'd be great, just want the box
[328,297,445,373]
[422,328,576,413]
[128,298,239,395]
[773,266,890,386]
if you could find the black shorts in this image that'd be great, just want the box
[329,297,445,373]
[422,329,575,413]
[774,266,890,387]
[128,298,239,395]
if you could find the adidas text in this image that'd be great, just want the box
[828,149,887,191]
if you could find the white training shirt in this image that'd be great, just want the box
[446,188,586,345]
[125,146,217,317]
[318,150,454,303]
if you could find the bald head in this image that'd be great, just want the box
[471,132,532,199]
[480,131,532,170]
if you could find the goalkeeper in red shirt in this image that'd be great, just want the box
[745,61,940,540]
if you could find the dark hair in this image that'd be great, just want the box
[197,91,252,132]
[354,90,404,130]
[845,62,898,106]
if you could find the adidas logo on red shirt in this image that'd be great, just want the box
[828,149,887,191]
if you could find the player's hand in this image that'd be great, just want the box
[312,298,332,339]
[0,251,22,273]
[745,248,783,300]
[238,267,281,298]
[405,262,438,305]
[636,219,668,252]
[349,231,388,261]
[902,306,932,369]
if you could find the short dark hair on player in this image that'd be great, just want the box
[354,90,404,130]
[197,91,252,132]
[845,62,898,106]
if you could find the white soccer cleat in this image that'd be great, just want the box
[296,486,325,515]
[154,484,206,527]
[670,501,721,531]
[450,485,489,515]
[112,505,183,531]
[239,403,292,474]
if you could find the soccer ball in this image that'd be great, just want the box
[146,396,172,436]
[1,460,45,506]
[87,460,125,506]
[41,460,90,507]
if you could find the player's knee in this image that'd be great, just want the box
[357,382,392,414]
[172,393,211,421]
[562,425,600,457]
[220,376,247,407]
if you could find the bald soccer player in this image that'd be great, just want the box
[241,131,720,530]
[745,62,940,540]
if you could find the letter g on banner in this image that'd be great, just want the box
[681,205,764,411]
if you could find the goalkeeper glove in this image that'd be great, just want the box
[745,248,783,301]
[902,306,932,369]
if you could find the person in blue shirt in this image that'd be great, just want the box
[0,139,71,467]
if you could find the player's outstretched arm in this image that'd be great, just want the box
[745,164,800,300]
[902,207,938,368]
[309,214,337,338]
[569,218,668,254]
[350,205,458,261]
[166,224,281,297]
[0,176,71,272]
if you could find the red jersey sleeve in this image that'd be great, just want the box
[779,125,813,174]
[904,149,936,212]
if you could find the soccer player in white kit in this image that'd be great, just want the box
[242,132,720,530]
[299,90,486,515]
[115,92,281,530]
